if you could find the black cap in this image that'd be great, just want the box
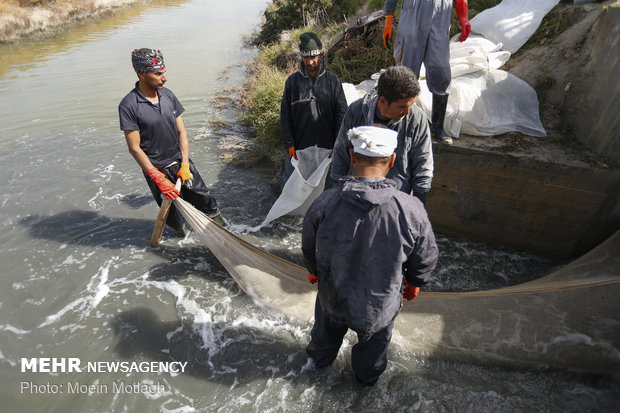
[299,32,323,57]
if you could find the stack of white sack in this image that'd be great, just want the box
[343,0,562,138]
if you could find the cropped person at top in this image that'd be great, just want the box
[118,48,224,237]
[382,0,471,145]
[280,32,348,188]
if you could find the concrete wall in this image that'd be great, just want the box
[427,144,620,258]
[565,3,620,166]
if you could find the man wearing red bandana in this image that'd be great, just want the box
[118,48,224,237]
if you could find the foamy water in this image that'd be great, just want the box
[0,0,618,411]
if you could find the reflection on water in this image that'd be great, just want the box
[0,0,190,78]
[0,0,618,412]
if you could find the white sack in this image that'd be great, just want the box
[420,35,511,79]
[343,33,545,138]
[470,0,560,53]
[418,69,546,137]
[260,146,332,226]
[343,77,378,105]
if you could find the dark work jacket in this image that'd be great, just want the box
[302,177,439,336]
[280,61,347,150]
[331,93,434,197]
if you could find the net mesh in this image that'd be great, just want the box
[174,197,620,373]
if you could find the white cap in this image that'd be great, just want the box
[347,126,398,157]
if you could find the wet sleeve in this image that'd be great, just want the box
[404,211,439,286]
[280,79,295,149]
[170,93,185,118]
[301,204,320,276]
[408,116,434,194]
[330,109,355,181]
[118,101,138,131]
[332,79,348,142]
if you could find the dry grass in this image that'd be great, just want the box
[327,22,393,84]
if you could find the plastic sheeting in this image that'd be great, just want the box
[418,68,546,137]
[470,0,561,53]
[260,146,332,227]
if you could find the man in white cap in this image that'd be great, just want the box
[302,125,439,386]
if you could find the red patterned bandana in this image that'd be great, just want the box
[131,49,166,73]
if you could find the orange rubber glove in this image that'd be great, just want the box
[308,273,319,285]
[455,0,471,42]
[402,279,420,301]
[383,15,393,49]
[177,162,191,184]
[288,146,297,160]
[146,167,179,200]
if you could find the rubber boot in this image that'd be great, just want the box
[174,223,188,238]
[208,208,226,227]
[431,93,453,145]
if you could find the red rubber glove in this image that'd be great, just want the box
[308,273,319,285]
[383,15,393,49]
[288,146,297,160]
[146,168,179,200]
[177,162,191,184]
[455,0,471,42]
[402,279,420,301]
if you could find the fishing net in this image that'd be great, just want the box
[174,197,620,373]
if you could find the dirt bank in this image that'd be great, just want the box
[0,0,146,42]
[474,0,617,170]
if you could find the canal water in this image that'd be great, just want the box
[0,0,618,411]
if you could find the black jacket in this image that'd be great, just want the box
[302,177,438,335]
[280,61,347,150]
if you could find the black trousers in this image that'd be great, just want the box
[144,160,218,231]
[306,296,394,386]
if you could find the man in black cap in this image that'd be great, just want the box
[280,32,348,188]
[118,48,224,237]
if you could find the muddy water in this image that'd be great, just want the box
[0,0,618,412]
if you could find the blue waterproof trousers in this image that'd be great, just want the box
[306,296,395,386]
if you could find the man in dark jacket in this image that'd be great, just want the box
[330,66,433,205]
[302,125,439,386]
[280,32,348,188]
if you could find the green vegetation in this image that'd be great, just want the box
[256,0,385,45]
[520,2,586,50]
[241,62,289,149]
[242,0,580,153]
